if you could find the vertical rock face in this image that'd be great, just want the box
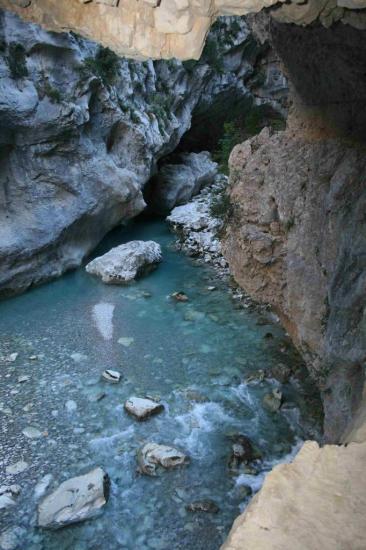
[222,19,366,443]
[0,10,280,297]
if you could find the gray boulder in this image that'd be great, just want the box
[146,152,218,214]
[37,468,109,529]
[85,241,162,284]
[124,397,164,421]
[137,443,188,476]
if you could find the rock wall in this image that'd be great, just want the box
[222,18,366,443]
[222,437,366,550]
[0,10,276,298]
[0,0,365,59]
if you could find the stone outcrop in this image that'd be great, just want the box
[145,151,217,215]
[0,10,271,298]
[222,438,366,550]
[222,16,366,443]
[37,468,110,529]
[85,240,162,283]
[223,126,366,443]
[0,0,365,60]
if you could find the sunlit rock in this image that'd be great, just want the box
[86,241,162,284]
[38,468,109,529]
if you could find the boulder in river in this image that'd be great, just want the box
[228,434,255,469]
[186,499,220,514]
[171,291,189,302]
[137,443,188,476]
[262,388,283,413]
[85,241,162,284]
[37,467,110,529]
[124,397,164,421]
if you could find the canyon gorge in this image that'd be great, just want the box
[0,1,365,549]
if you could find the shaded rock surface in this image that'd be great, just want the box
[145,151,218,215]
[0,11,272,298]
[223,126,366,442]
[37,467,109,529]
[186,499,219,514]
[86,241,162,284]
[137,443,188,476]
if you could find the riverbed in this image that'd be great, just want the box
[0,217,320,550]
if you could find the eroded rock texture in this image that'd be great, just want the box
[223,19,366,443]
[222,439,366,550]
[0,0,366,59]
[0,10,273,297]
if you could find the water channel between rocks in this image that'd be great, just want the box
[0,217,321,550]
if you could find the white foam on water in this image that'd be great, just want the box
[174,401,236,459]
[92,302,115,340]
[89,425,135,453]
[234,438,304,510]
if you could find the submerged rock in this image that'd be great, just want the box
[186,499,220,514]
[22,426,43,439]
[37,468,109,529]
[263,389,283,413]
[137,443,188,476]
[0,486,20,510]
[171,292,189,302]
[86,241,162,284]
[124,397,164,421]
[102,370,122,384]
[228,435,255,469]
[5,461,28,476]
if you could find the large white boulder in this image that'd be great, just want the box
[85,241,162,284]
[37,468,109,529]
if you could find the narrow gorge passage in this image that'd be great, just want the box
[0,216,320,549]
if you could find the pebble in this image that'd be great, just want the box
[17,375,30,384]
[118,337,135,347]
[65,400,78,413]
[102,370,121,384]
[6,461,29,475]
[22,426,43,439]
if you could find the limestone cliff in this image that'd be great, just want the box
[0,0,365,59]
[222,17,366,443]
[0,10,276,297]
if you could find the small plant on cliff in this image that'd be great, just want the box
[80,46,120,86]
[213,121,243,174]
[7,42,28,79]
[210,188,232,223]
[44,81,62,103]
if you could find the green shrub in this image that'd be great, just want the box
[201,36,224,73]
[44,81,62,103]
[7,42,28,79]
[210,188,232,222]
[213,121,243,174]
[80,46,120,86]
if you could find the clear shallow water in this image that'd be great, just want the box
[0,218,320,550]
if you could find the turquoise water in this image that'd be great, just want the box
[0,218,320,549]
